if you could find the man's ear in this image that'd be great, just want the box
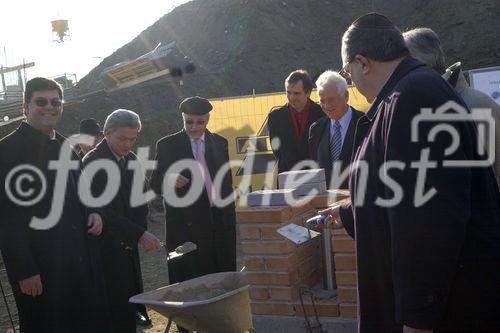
[23,103,29,117]
[344,89,349,103]
[355,55,371,75]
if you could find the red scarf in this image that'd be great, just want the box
[288,101,310,141]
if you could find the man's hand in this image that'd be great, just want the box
[175,175,190,189]
[403,325,432,333]
[87,213,103,236]
[19,275,43,297]
[317,204,343,229]
[139,231,162,250]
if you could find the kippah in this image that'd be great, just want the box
[351,12,395,30]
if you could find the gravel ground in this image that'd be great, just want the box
[0,213,243,333]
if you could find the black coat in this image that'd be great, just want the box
[308,107,364,189]
[82,139,148,333]
[0,122,111,333]
[267,100,324,173]
[150,129,236,284]
[339,57,500,332]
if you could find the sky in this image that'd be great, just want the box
[0,0,191,86]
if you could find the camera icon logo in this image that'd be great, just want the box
[411,101,495,167]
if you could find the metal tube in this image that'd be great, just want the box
[322,228,335,290]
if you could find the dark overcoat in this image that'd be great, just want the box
[339,57,500,332]
[150,129,236,284]
[0,122,111,333]
[308,107,364,189]
[82,139,148,333]
[267,100,324,173]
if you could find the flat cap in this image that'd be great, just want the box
[179,96,213,115]
[79,118,102,135]
[351,12,395,30]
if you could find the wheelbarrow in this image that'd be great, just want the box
[129,271,253,333]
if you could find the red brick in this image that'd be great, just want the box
[331,227,349,236]
[338,287,357,302]
[260,226,282,240]
[239,226,261,240]
[290,202,313,216]
[245,256,320,286]
[241,240,296,255]
[294,299,340,317]
[334,254,357,270]
[264,238,320,271]
[331,237,355,253]
[339,302,358,318]
[268,285,300,301]
[249,286,269,300]
[335,270,357,286]
[236,206,293,224]
[244,257,264,271]
[251,301,295,315]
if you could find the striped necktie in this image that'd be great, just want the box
[330,120,342,162]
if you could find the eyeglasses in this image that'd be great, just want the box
[339,62,351,79]
[32,97,63,108]
[185,119,206,125]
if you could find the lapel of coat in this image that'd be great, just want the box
[317,117,332,167]
[203,130,218,180]
[339,107,360,162]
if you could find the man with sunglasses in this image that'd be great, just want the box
[150,96,236,332]
[0,77,111,332]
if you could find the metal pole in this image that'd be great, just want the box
[322,227,335,290]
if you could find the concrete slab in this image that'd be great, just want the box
[252,314,357,333]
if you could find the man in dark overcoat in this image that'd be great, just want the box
[320,13,500,332]
[150,97,237,284]
[0,77,111,333]
[82,109,161,332]
[308,70,364,189]
[268,70,324,174]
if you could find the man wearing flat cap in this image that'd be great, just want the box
[319,13,500,332]
[150,97,236,287]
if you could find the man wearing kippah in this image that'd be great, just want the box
[150,96,236,332]
[319,13,500,332]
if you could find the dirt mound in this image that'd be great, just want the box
[4,0,496,147]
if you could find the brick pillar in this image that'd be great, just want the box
[332,227,358,318]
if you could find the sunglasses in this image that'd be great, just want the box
[32,97,63,108]
[185,119,206,125]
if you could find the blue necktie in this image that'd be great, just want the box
[330,120,342,162]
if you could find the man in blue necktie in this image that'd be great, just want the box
[308,70,364,189]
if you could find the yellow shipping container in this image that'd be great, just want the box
[207,88,370,200]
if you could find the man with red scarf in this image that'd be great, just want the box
[268,70,324,174]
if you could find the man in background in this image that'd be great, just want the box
[403,27,500,189]
[76,118,103,159]
[268,70,324,174]
[308,70,364,189]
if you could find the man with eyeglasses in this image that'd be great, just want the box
[267,70,324,174]
[150,96,236,333]
[319,13,500,332]
[0,77,112,332]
